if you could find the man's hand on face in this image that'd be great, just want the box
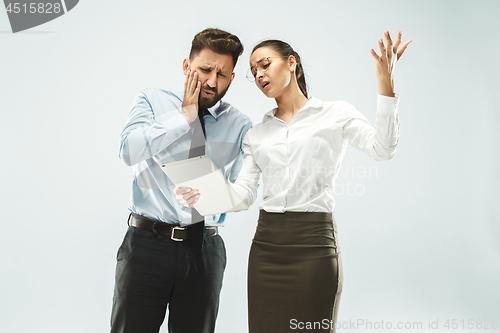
[181,70,201,124]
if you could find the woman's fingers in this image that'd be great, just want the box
[370,48,381,61]
[384,31,393,57]
[378,38,387,59]
[393,30,402,53]
[378,30,412,62]
[396,39,413,60]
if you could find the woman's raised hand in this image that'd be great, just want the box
[370,30,412,97]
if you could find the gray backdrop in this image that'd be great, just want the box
[1,0,499,332]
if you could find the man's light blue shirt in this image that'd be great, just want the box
[119,88,252,226]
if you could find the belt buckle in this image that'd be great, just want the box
[171,226,186,241]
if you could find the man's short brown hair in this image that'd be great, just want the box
[189,28,243,69]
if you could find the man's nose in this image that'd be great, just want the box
[206,72,217,88]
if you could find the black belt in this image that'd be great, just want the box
[129,214,218,241]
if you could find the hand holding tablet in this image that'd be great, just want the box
[161,155,248,216]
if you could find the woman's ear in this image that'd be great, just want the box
[182,58,190,75]
[288,55,297,73]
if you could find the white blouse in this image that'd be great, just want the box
[230,94,400,213]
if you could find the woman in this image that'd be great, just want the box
[177,30,411,332]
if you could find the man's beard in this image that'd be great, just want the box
[198,83,230,110]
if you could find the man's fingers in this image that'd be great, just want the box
[175,188,200,208]
[184,70,192,96]
[174,186,191,195]
[191,71,198,93]
[194,80,201,96]
[185,70,193,94]
[396,39,412,60]
[183,192,200,207]
[181,189,198,202]
[184,70,190,92]
[187,71,197,94]
[393,30,402,53]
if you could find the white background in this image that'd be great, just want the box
[1,0,499,332]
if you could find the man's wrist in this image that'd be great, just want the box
[181,104,198,124]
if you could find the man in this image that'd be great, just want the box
[111,28,252,333]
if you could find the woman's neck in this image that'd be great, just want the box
[274,84,309,123]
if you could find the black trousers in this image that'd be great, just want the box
[110,223,227,333]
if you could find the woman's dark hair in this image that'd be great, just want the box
[190,28,244,69]
[252,40,308,98]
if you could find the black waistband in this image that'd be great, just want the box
[258,210,333,222]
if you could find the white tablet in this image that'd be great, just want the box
[161,155,248,216]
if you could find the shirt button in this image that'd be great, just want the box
[182,129,186,133]
[175,133,179,137]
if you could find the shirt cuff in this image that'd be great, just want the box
[160,112,190,140]
[377,93,400,115]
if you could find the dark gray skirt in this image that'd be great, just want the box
[248,210,343,333]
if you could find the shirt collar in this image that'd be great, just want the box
[262,97,323,122]
[207,100,221,118]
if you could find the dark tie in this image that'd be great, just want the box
[187,108,209,252]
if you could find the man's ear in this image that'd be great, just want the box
[229,72,235,85]
[182,58,190,75]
